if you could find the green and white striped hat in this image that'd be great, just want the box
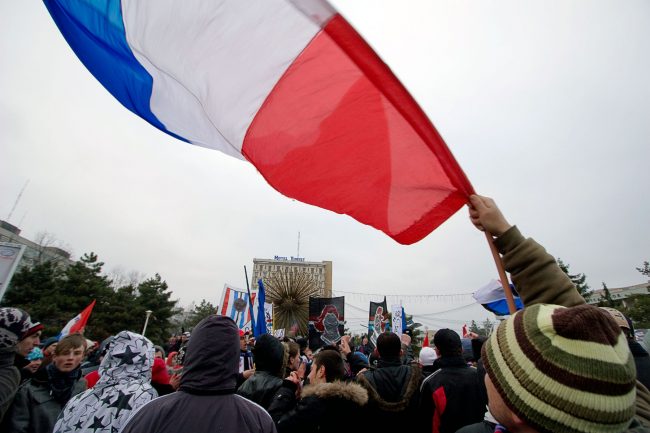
[482,303,637,433]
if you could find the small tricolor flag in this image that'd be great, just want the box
[59,300,96,338]
[473,280,524,316]
[218,284,256,330]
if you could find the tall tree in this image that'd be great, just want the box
[597,282,618,308]
[186,299,217,330]
[557,258,591,301]
[135,274,179,345]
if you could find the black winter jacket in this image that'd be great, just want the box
[419,356,486,433]
[356,358,423,432]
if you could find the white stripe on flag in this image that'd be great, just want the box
[121,0,335,156]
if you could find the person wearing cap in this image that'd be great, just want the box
[419,329,486,433]
[40,336,59,367]
[462,194,650,432]
[0,307,42,423]
[120,316,275,433]
[21,347,44,382]
[418,346,438,378]
[601,307,650,391]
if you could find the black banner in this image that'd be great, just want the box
[308,296,345,350]
[368,297,388,348]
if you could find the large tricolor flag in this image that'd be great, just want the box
[59,300,96,338]
[219,284,257,330]
[43,0,474,245]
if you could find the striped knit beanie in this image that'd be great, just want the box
[482,303,637,433]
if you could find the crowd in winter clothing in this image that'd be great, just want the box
[1,194,650,433]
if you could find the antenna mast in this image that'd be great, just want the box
[7,180,30,222]
[296,231,300,259]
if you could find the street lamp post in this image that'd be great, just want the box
[142,310,153,336]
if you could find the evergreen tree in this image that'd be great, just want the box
[1,260,63,331]
[58,253,114,339]
[625,295,650,329]
[135,274,179,345]
[597,282,619,308]
[557,258,591,301]
[186,299,217,330]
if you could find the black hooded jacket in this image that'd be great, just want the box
[121,316,276,433]
[356,357,423,432]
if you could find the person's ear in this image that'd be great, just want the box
[318,365,326,380]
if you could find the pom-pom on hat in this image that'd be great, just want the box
[482,303,637,433]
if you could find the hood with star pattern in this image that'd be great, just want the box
[52,331,158,433]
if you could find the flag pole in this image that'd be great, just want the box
[484,232,517,314]
[244,266,256,331]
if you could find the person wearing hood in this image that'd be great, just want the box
[121,315,275,433]
[237,333,289,409]
[0,307,42,423]
[52,331,157,433]
[268,348,368,433]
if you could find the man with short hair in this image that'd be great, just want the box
[237,329,254,386]
[121,316,275,433]
[268,348,368,433]
[419,329,486,433]
[356,332,423,431]
[6,333,87,433]
[0,307,42,423]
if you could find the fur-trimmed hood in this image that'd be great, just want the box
[302,380,368,406]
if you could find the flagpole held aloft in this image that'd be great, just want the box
[244,266,256,332]
[484,232,517,314]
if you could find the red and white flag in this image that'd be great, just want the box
[462,324,469,338]
[423,328,430,347]
[59,300,96,338]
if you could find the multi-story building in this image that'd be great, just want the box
[0,220,74,270]
[586,282,650,308]
[251,256,332,298]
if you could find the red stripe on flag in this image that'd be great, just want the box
[221,287,231,316]
[243,14,473,245]
[69,300,95,335]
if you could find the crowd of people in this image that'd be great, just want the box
[1,195,649,433]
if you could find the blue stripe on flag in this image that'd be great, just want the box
[43,0,186,142]
[482,298,524,316]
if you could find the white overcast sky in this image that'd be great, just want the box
[1,1,649,333]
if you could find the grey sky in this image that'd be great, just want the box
[1,1,649,333]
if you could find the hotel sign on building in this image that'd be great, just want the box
[252,256,332,298]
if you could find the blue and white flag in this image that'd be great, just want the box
[473,280,523,316]
[218,284,256,330]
